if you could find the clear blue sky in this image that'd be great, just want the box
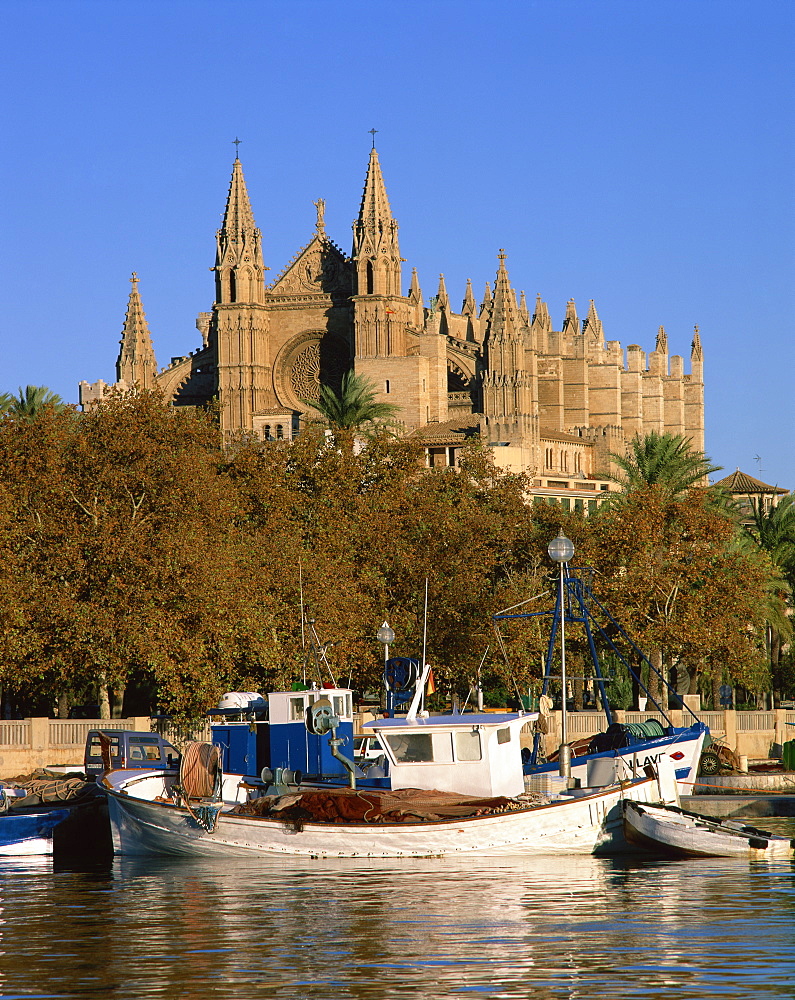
[2,0,793,487]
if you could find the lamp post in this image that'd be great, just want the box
[548,531,574,778]
[377,622,395,713]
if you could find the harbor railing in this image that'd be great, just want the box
[2,709,794,776]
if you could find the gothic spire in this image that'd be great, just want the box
[436,273,449,311]
[656,325,669,354]
[532,293,552,332]
[462,278,477,316]
[116,272,157,387]
[582,299,603,342]
[691,324,703,360]
[352,146,402,297]
[562,298,580,335]
[214,157,265,304]
[487,250,520,343]
[518,290,529,323]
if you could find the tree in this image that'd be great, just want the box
[584,486,772,706]
[742,495,795,699]
[0,385,70,419]
[303,371,399,434]
[608,431,722,502]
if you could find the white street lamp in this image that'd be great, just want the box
[548,531,574,778]
[377,622,395,694]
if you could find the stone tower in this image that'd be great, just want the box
[212,157,271,437]
[352,147,447,429]
[481,252,539,465]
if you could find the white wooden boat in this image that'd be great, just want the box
[623,800,795,860]
[104,697,683,858]
[105,768,680,858]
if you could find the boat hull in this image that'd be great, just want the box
[0,808,72,857]
[528,725,707,794]
[107,773,672,859]
[623,800,795,860]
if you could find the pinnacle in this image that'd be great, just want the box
[221,158,257,237]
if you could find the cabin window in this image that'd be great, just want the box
[497,727,511,745]
[387,732,434,763]
[333,695,346,720]
[289,696,306,721]
[455,730,482,761]
[432,732,454,763]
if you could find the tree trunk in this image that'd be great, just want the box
[57,692,70,719]
[110,686,125,719]
[97,674,111,720]
[647,648,662,708]
[711,673,722,712]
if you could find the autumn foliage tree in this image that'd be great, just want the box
[0,396,783,719]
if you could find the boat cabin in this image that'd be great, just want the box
[367,713,535,798]
[210,688,355,782]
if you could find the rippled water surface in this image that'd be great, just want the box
[2,821,794,999]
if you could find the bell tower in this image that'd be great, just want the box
[212,155,272,436]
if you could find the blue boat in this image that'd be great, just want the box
[0,802,72,856]
[493,561,708,795]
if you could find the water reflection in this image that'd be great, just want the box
[1,850,794,998]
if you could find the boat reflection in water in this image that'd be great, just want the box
[2,848,793,999]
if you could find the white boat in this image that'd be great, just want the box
[105,700,683,858]
[622,800,795,860]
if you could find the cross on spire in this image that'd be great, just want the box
[369,128,378,148]
[233,136,242,157]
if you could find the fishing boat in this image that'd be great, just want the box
[623,800,795,860]
[493,537,708,795]
[0,797,72,857]
[104,680,682,858]
[0,772,110,857]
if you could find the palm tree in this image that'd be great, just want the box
[745,494,795,588]
[608,431,721,501]
[742,495,795,699]
[0,385,69,419]
[303,371,399,432]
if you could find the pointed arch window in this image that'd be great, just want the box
[229,270,237,303]
[366,261,374,295]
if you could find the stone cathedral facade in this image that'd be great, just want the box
[80,148,705,487]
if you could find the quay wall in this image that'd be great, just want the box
[0,717,152,775]
[2,709,794,777]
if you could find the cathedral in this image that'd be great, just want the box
[79,146,705,493]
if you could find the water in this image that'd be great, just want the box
[2,822,794,999]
